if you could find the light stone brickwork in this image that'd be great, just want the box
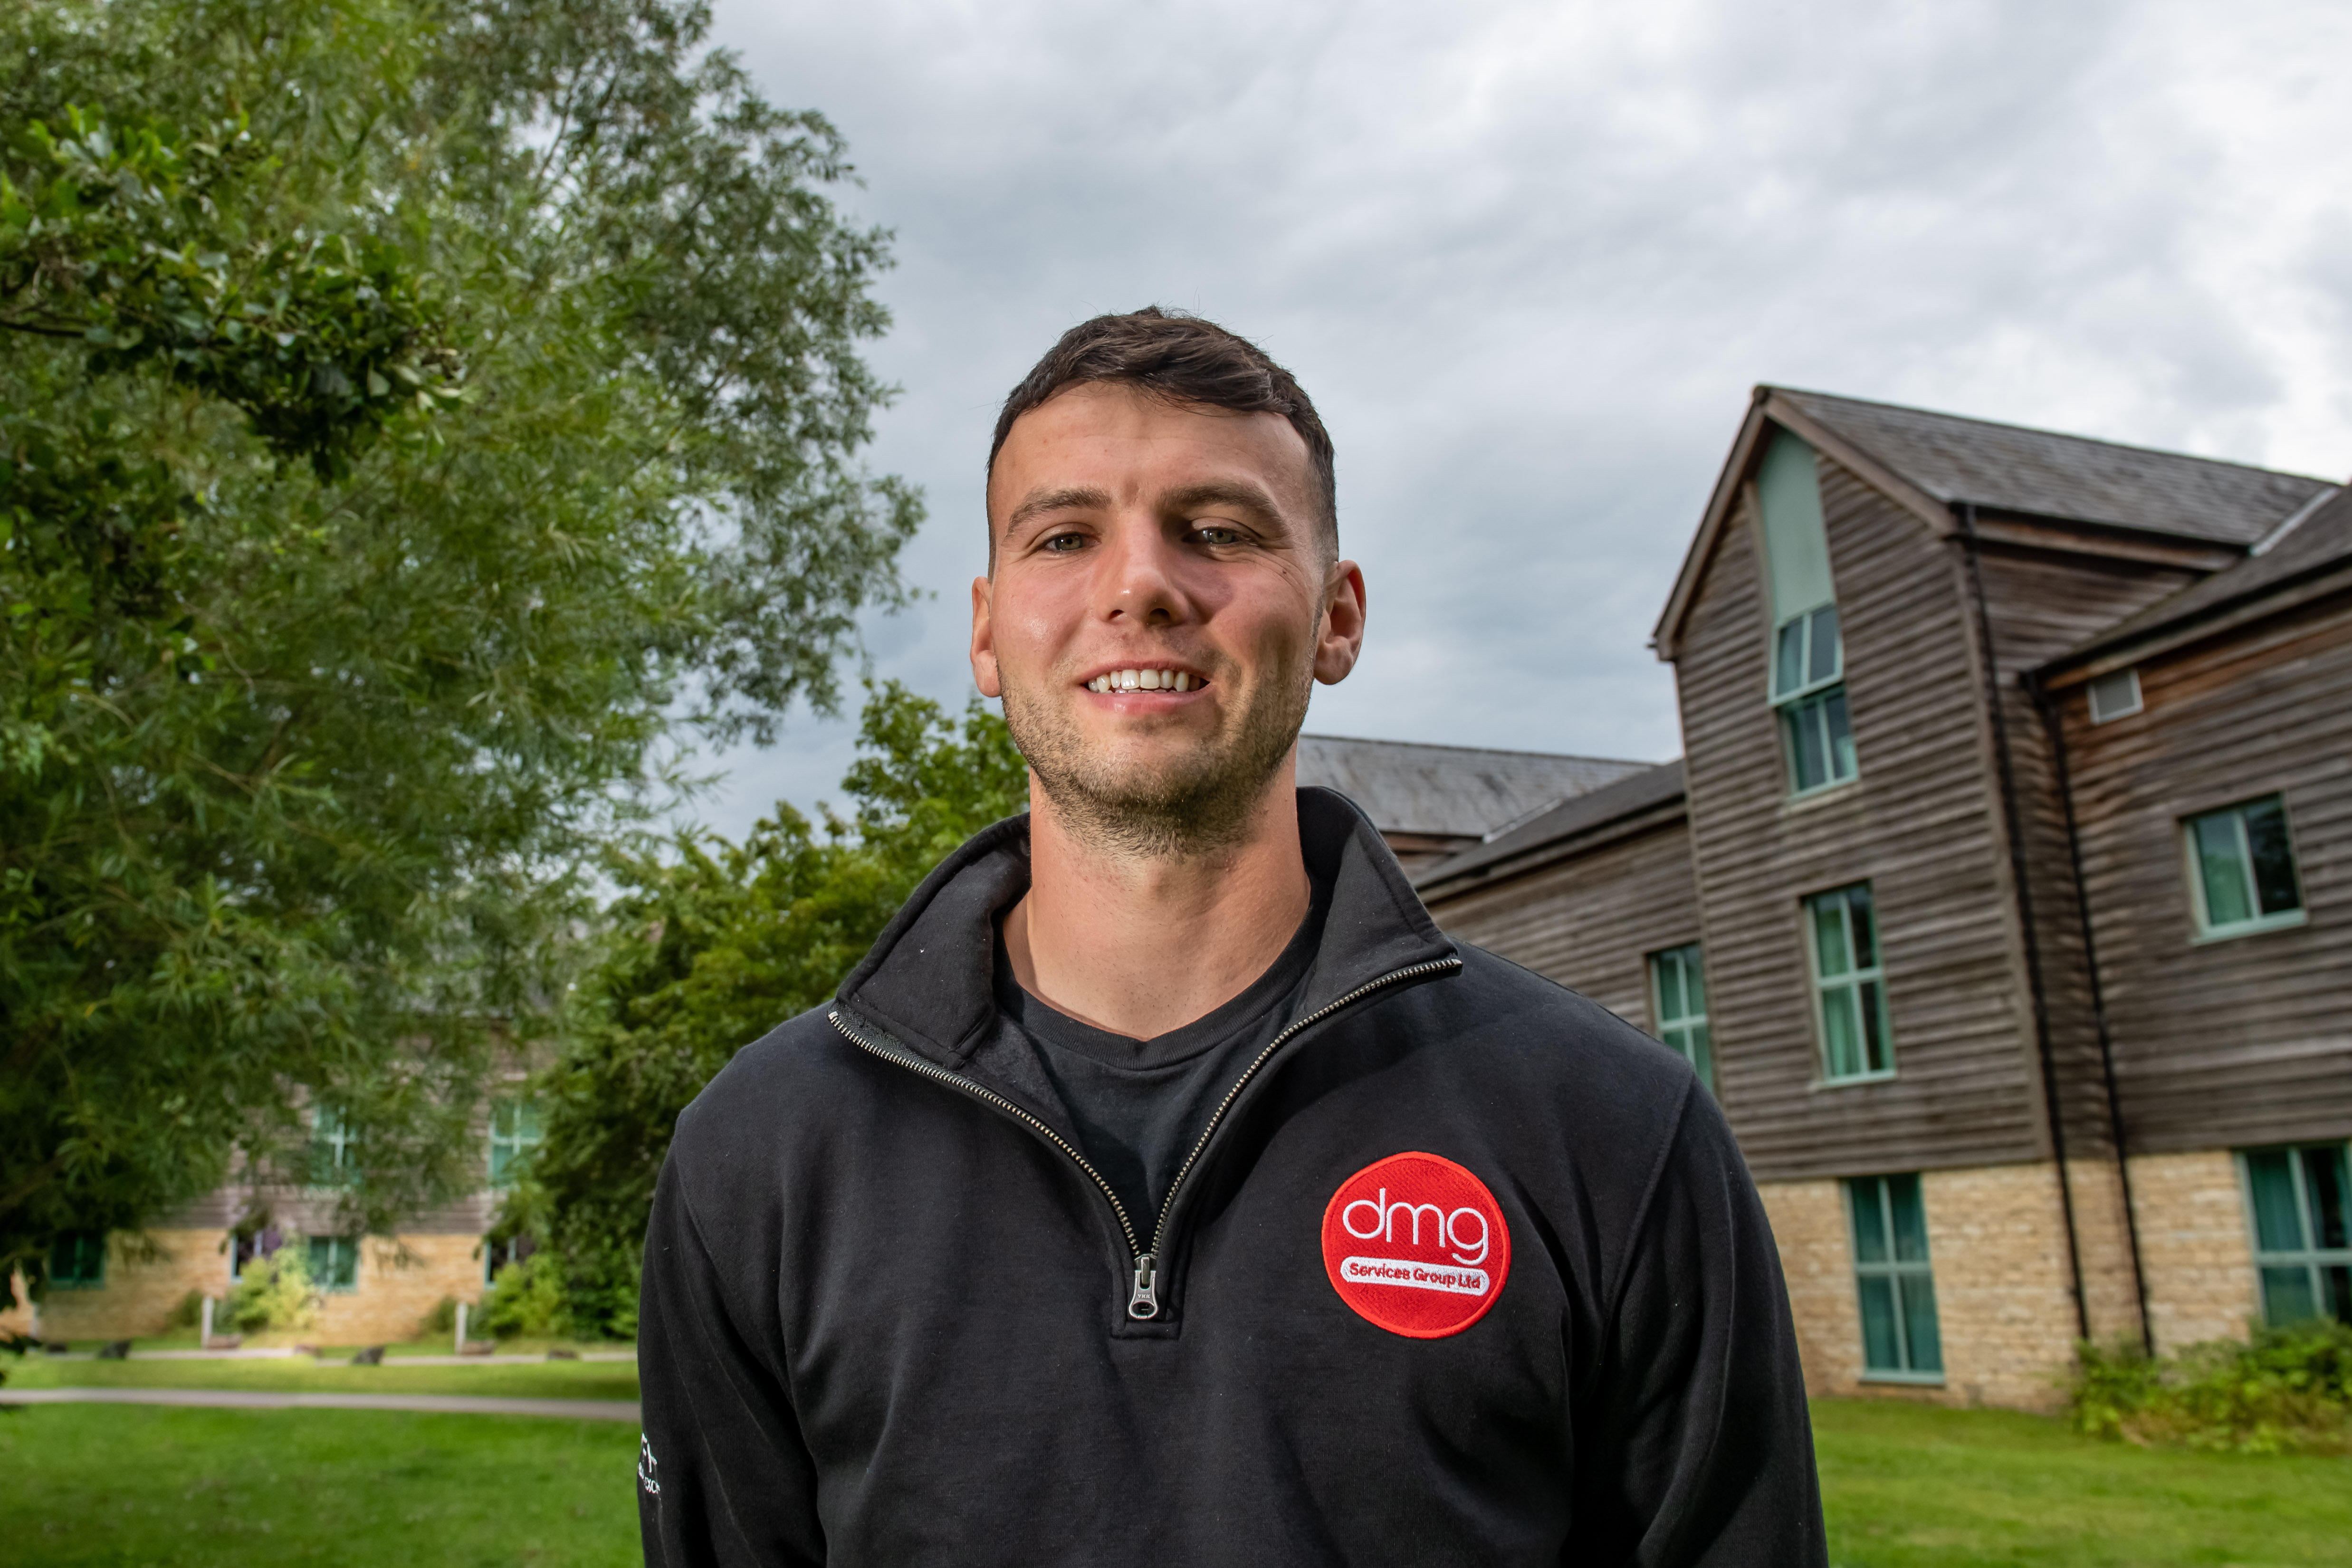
[2129,1148,2259,1352]
[1761,1160,2129,1412]
[2065,1157,2148,1348]
[26,1231,487,1346]
[35,1229,234,1342]
[1754,1178,1863,1397]
[1917,1164,2078,1411]
[311,1234,487,1344]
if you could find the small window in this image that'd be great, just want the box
[2242,1145,2351,1327]
[1807,883,1894,1081]
[309,1105,359,1187]
[1648,944,1715,1094]
[489,1098,544,1189]
[307,1235,362,1292]
[1773,606,1856,794]
[1847,1174,1944,1380]
[49,1230,107,1289]
[2088,668,2142,723]
[2185,796,2305,939]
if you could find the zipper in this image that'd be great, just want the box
[829,951,1461,1322]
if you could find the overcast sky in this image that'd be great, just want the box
[687,0,2352,841]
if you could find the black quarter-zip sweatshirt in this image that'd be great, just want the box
[637,789,1825,1567]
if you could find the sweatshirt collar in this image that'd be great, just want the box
[835,786,1458,1071]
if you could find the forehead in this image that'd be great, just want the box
[987,383,1314,519]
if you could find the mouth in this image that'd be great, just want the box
[1083,666,1206,695]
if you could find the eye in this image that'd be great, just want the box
[1040,530,1089,553]
[1190,523,1247,546]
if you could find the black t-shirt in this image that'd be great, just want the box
[993,880,1332,1239]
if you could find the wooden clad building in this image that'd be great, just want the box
[1421,389,2349,1407]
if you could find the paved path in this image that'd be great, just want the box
[1,1387,640,1421]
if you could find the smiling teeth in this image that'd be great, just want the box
[1088,669,1193,693]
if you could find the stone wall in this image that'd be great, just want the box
[35,1229,233,1342]
[310,1234,487,1345]
[1754,1178,1863,1397]
[1917,1163,2078,1410]
[2129,1148,2259,1352]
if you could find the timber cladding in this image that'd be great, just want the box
[1425,812,1698,1034]
[2051,589,2352,1154]
[1675,458,2043,1181]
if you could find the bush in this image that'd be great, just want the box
[225,1247,319,1335]
[479,1254,568,1340]
[2069,1320,2352,1453]
[164,1290,204,1332]
[419,1296,459,1336]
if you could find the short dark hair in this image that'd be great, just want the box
[988,307,1337,557]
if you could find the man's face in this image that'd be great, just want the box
[973,382,1365,855]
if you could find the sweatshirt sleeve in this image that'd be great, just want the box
[638,1148,826,1567]
[1571,1082,1828,1568]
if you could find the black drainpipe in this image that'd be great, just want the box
[2027,669,2155,1353]
[1957,502,2090,1341]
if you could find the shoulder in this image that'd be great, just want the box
[1435,941,1698,1101]
[666,1003,873,1173]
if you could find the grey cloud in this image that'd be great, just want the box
[691,0,2352,841]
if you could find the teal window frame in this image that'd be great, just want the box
[2185,796,2306,940]
[1647,944,1716,1094]
[307,1234,362,1293]
[1846,1173,1944,1382]
[2240,1144,2351,1327]
[49,1229,106,1289]
[1772,606,1855,795]
[309,1105,359,1187]
[488,1098,543,1190]
[1806,883,1895,1082]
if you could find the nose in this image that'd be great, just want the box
[1097,518,1188,625]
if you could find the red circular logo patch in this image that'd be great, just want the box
[1320,1152,1511,1338]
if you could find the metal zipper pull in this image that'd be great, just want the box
[1127,1253,1159,1319]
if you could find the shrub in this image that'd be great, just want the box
[480,1254,568,1340]
[419,1296,460,1336]
[165,1290,204,1331]
[2068,1320,2352,1453]
[225,1246,319,1335]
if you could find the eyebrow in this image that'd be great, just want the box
[1159,482,1287,530]
[1005,486,1114,536]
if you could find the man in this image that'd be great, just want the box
[638,309,1825,1566]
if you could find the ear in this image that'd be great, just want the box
[970,575,1003,698]
[1312,559,1367,686]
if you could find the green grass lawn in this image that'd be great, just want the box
[1813,1398,2352,1567]
[7,1352,639,1403]
[5,1385,2349,1566]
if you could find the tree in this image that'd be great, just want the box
[0,0,921,1298]
[520,681,1030,1338]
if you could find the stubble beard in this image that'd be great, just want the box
[1003,656,1313,860]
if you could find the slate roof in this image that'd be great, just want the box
[2050,481,2352,668]
[1295,735,1652,842]
[1777,389,2333,546]
[1414,759,1686,892]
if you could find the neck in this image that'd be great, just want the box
[1004,757,1311,1039]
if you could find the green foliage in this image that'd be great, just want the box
[2067,1320,2352,1453]
[478,1252,567,1340]
[1,0,920,1299]
[224,1244,318,1335]
[165,1288,204,1331]
[419,1293,458,1335]
[522,680,1030,1338]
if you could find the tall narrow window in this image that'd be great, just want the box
[1807,883,1894,1081]
[1847,1174,1943,1380]
[49,1230,106,1289]
[309,1105,359,1187]
[1648,944,1715,1094]
[2186,796,2305,938]
[307,1234,362,1292]
[1757,429,1856,793]
[489,1098,544,1189]
[2242,1144,2351,1326]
